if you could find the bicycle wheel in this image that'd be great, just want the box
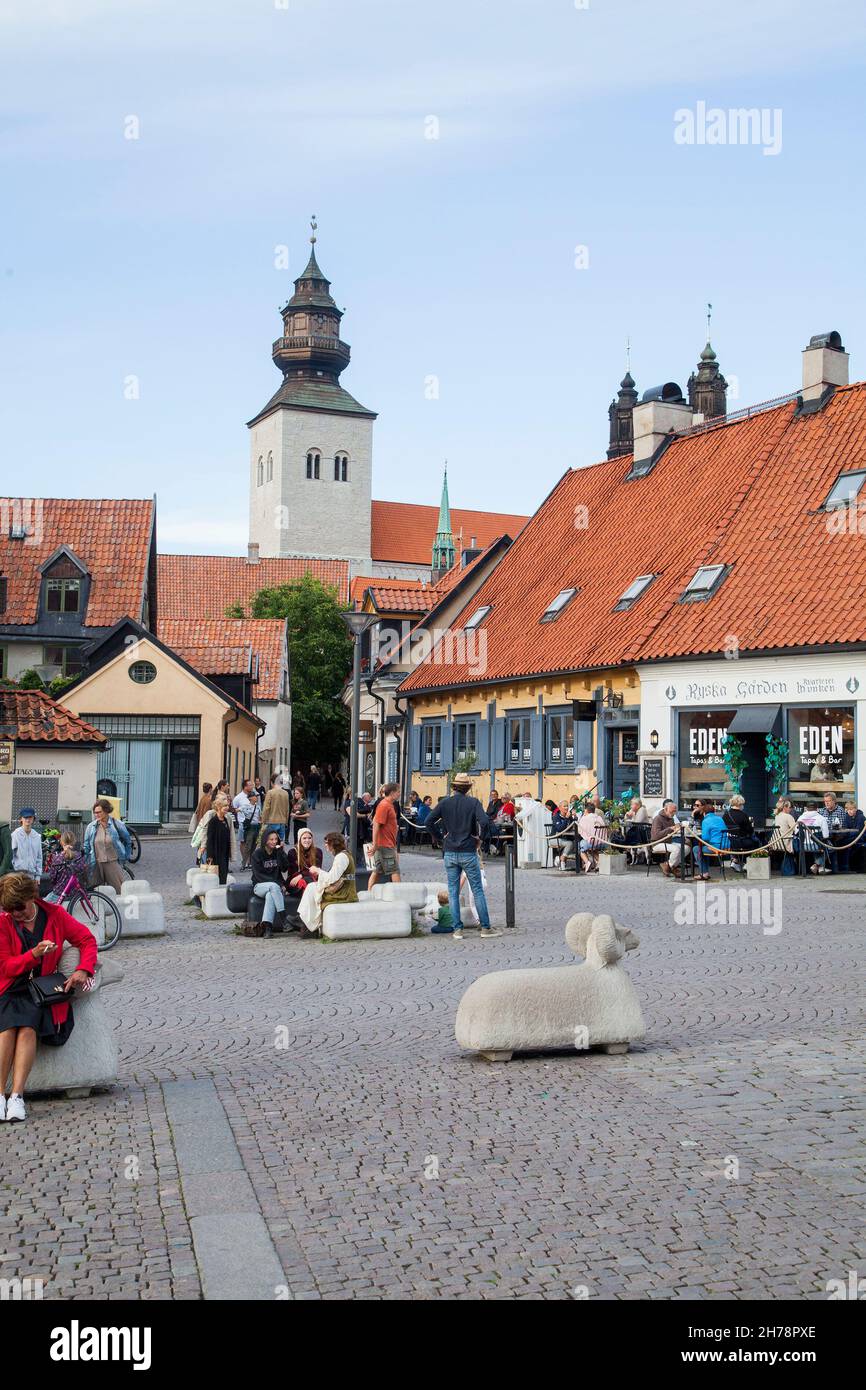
[127,828,141,864]
[121,862,135,881]
[69,888,122,951]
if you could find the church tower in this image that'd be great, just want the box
[431,467,455,582]
[687,307,728,422]
[247,219,376,568]
[607,370,638,459]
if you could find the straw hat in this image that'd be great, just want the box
[451,772,474,789]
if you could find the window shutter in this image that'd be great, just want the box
[410,724,421,772]
[440,722,453,769]
[529,714,544,770]
[475,719,489,770]
[492,717,506,770]
[575,720,594,771]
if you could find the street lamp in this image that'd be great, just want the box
[649,729,659,750]
[340,610,377,870]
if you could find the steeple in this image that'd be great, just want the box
[687,304,728,420]
[431,465,455,580]
[271,217,351,383]
[607,347,639,459]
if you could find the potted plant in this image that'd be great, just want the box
[598,845,627,875]
[722,735,748,793]
[746,848,771,880]
[764,734,789,796]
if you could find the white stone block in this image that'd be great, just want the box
[120,879,151,896]
[119,891,166,938]
[190,871,234,899]
[27,944,124,1097]
[202,885,244,919]
[377,882,427,908]
[322,901,412,940]
[186,866,202,887]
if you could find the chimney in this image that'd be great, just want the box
[461,547,481,569]
[247,542,260,564]
[630,383,692,468]
[801,331,848,402]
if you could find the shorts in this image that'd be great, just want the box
[373,847,398,875]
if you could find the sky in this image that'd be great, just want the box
[3,0,866,553]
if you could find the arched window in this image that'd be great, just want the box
[257,457,264,486]
[334,452,349,482]
[306,451,320,480]
[267,451,273,481]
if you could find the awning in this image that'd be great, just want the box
[727,705,781,734]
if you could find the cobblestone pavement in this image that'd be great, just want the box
[3,807,864,1300]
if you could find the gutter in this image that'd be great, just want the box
[365,677,387,786]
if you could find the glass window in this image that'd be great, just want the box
[540,588,578,622]
[509,715,532,765]
[464,605,491,631]
[257,457,264,486]
[547,712,575,767]
[43,644,84,677]
[45,578,81,613]
[787,706,855,797]
[129,661,157,684]
[267,452,273,481]
[422,724,442,769]
[681,564,726,600]
[615,574,655,609]
[677,709,737,804]
[306,451,320,480]
[334,453,348,481]
[824,470,866,510]
[454,720,477,760]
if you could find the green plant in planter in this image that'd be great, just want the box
[750,848,769,858]
[722,734,748,792]
[448,751,478,784]
[601,844,626,855]
[764,734,789,795]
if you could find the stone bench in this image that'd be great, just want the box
[322,900,412,941]
[369,882,428,909]
[202,884,246,919]
[189,870,235,900]
[119,880,165,938]
[27,942,124,1099]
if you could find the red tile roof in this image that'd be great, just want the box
[371,500,527,566]
[0,498,154,627]
[159,618,286,701]
[400,384,866,692]
[157,554,350,619]
[0,688,107,745]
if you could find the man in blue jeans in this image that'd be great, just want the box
[425,772,501,940]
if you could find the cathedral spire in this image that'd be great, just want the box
[687,304,728,420]
[607,346,639,459]
[431,465,455,579]
[272,219,350,383]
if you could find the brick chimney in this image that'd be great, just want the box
[247,542,260,564]
[801,331,848,403]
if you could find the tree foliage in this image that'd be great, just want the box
[237,575,352,768]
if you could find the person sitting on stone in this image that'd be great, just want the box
[297,832,358,939]
[286,828,323,896]
[250,830,291,937]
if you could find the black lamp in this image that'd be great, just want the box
[649,729,659,750]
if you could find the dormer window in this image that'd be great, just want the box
[614,574,655,611]
[46,578,81,613]
[823,469,866,510]
[540,587,578,622]
[680,564,728,602]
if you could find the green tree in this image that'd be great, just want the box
[240,575,353,768]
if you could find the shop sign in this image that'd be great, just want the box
[0,740,15,774]
[663,673,862,704]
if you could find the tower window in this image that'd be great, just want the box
[267,451,273,481]
[257,457,264,486]
[334,453,348,482]
[306,451,321,480]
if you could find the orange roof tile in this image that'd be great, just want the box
[157,554,350,620]
[0,688,107,745]
[371,500,527,566]
[159,618,286,701]
[400,384,866,692]
[0,498,154,627]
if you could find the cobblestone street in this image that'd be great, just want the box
[3,808,864,1301]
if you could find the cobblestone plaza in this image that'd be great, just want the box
[2,808,863,1302]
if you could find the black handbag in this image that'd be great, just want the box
[28,972,70,1006]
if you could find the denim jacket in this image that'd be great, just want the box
[84,817,132,867]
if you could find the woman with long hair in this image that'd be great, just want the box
[286,828,323,896]
[297,831,357,939]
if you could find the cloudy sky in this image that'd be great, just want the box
[3,0,866,551]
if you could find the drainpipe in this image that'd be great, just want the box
[222,707,240,782]
[365,677,387,787]
[393,692,409,803]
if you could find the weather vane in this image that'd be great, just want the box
[310,215,317,245]
[626,336,631,373]
[707,301,712,340]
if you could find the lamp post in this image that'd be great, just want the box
[340,610,377,869]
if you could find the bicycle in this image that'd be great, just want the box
[51,870,123,951]
[126,826,141,864]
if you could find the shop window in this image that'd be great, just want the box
[680,565,728,603]
[421,724,442,769]
[508,714,532,766]
[546,712,575,768]
[614,574,655,611]
[677,709,737,804]
[45,578,81,613]
[540,588,578,623]
[823,469,866,510]
[787,706,855,798]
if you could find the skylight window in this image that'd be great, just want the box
[540,587,578,623]
[614,574,655,610]
[464,605,491,631]
[680,564,728,602]
[823,469,866,510]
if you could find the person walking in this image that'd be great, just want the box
[204,795,236,884]
[232,778,257,867]
[291,787,310,845]
[83,800,132,892]
[332,771,346,811]
[260,773,290,844]
[190,782,213,836]
[425,772,500,940]
[306,765,321,811]
[10,809,43,881]
[368,783,401,888]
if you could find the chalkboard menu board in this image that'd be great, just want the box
[642,758,664,798]
[620,731,639,765]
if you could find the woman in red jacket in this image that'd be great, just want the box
[0,872,97,1123]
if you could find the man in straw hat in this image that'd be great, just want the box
[426,772,500,940]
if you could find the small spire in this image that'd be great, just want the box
[310,214,317,245]
[626,335,631,373]
[706,301,712,339]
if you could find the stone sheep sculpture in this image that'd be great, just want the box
[454,912,646,1062]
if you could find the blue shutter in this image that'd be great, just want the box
[492,717,506,770]
[475,719,489,770]
[529,714,544,770]
[575,720,594,771]
[440,722,453,769]
[410,723,421,772]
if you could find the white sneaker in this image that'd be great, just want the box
[5,1094,25,1123]
[480,928,503,938]
[452,929,464,940]
[0,1095,5,1122]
